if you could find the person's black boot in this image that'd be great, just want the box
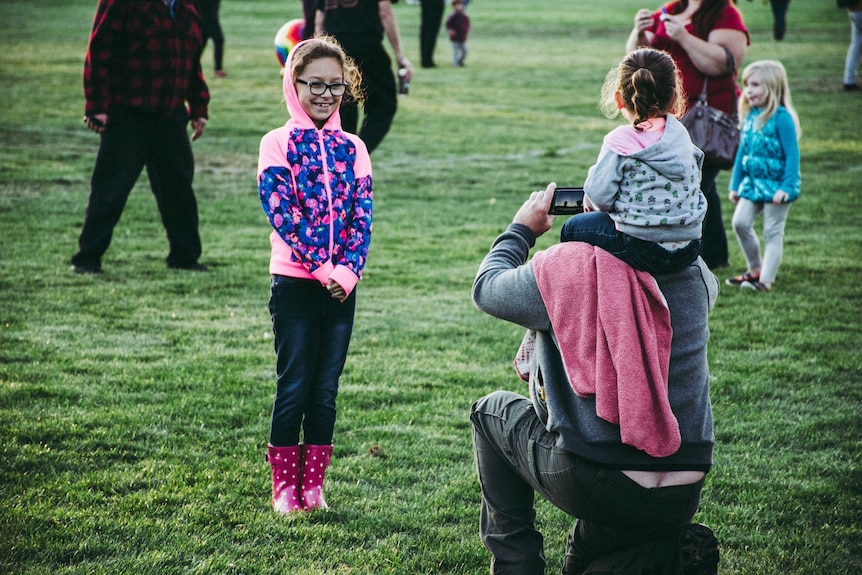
[676,523,719,575]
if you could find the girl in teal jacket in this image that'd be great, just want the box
[726,60,801,292]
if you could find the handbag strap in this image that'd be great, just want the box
[697,47,738,108]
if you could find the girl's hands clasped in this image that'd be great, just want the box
[327,279,348,302]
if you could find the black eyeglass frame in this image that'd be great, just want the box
[295,79,349,96]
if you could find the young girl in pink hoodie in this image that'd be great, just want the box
[258,37,372,513]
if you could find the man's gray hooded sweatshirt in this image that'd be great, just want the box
[472,223,719,471]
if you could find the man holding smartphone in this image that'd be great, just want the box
[470,184,720,574]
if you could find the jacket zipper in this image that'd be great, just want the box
[318,130,335,254]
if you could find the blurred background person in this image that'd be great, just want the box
[445,0,471,66]
[315,0,414,153]
[420,0,445,68]
[768,0,790,41]
[201,0,227,77]
[627,0,749,270]
[843,0,862,91]
[72,0,209,274]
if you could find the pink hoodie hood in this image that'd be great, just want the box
[282,39,343,131]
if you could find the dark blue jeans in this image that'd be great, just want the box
[268,275,356,447]
[470,391,704,575]
[560,212,701,275]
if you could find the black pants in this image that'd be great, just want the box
[201,0,225,71]
[470,391,704,575]
[338,41,398,154]
[699,161,730,270]
[770,0,790,40]
[301,0,316,40]
[72,107,202,269]
[420,0,445,67]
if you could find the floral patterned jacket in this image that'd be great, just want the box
[257,47,372,297]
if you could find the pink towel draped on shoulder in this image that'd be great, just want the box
[532,242,680,457]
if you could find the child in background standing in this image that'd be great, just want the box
[257,37,373,513]
[560,48,706,274]
[445,0,471,67]
[726,60,801,292]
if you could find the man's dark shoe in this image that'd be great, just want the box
[843,83,861,92]
[167,261,208,272]
[676,523,719,575]
[72,264,103,275]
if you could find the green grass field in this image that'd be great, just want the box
[1,1,860,573]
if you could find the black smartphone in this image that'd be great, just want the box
[548,187,585,215]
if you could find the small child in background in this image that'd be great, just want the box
[445,0,471,67]
[258,37,372,514]
[726,59,801,292]
[560,48,706,274]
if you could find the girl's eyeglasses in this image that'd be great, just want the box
[296,79,348,96]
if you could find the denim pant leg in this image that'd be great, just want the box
[471,391,548,575]
[471,391,704,575]
[845,10,862,85]
[730,198,763,273]
[559,212,631,264]
[303,285,356,444]
[622,235,703,275]
[268,276,356,446]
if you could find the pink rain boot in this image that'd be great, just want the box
[300,444,333,510]
[267,444,303,514]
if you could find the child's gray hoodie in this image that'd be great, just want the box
[586,115,707,243]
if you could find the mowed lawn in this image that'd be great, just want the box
[1,1,860,574]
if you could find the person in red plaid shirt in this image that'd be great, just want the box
[71,0,210,274]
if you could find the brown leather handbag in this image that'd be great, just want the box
[680,49,740,169]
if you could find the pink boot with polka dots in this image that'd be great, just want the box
[267,444,303,514]
[300,444,333,511]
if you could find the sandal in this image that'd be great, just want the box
[741,280,771,292]
[725,272,759,286]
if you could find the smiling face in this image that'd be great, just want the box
[294,57,344,129]
[743,71,768,109]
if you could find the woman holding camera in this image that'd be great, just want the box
[627,0,749,270]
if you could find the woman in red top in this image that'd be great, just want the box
[627,0,749,270]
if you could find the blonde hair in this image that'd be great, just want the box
[739,60,800,139]
[289,36,364,103]
[599,48,686,129]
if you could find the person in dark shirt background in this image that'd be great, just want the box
[315,0,413,154]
